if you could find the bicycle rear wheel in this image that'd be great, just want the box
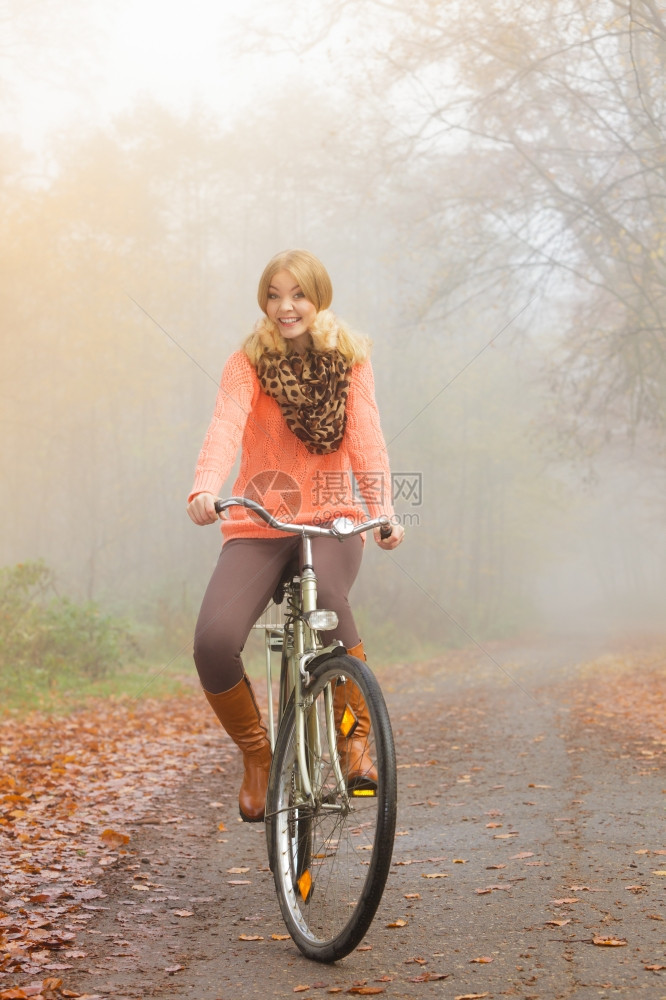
[266,653,396,963]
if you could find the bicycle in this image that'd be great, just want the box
[213,496,398,963]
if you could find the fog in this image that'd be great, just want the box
[2,0,665,659]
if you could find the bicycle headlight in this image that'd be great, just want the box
[304,609,339,631]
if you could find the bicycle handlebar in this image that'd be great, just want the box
[213,496,393,540]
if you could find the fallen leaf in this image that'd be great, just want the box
[453,859,467,864]
[645,964,666,971]
[294,988,310,994]
[652,870,666,876]
[404,893,421,899]
[386,919,407,928]
[227,867,250,874]
[409,973,449,982]
[100,828,130,848]
[217,821,226,831]
[228,879,252,885]
[593,936,627,947]
[173,910,194,918]
[238,934,264,941]
[455,994,490,1000]
[165,965,184,973]
[546,919,571,927]
[550,898,580,905]
[527,784,551,789]
[271,933,291,940]
[422,873,449,879]
[510,852,534,859]
[42,980,63,992]
[346,989,385,996]
[470,956,493,963]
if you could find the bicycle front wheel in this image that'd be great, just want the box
[266,653,397,963]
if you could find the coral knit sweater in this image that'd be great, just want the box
[188,350,396,541]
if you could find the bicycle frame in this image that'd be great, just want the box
[214,497,390,807]
[261,533,349,806]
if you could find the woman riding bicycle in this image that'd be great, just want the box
[187,249,404,823]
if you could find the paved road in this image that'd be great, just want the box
[68,639,665,999]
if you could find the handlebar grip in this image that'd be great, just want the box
[379,524,393,540]
[214,500,223,514]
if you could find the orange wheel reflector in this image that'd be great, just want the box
[298,869,312,901]
[339,705,358,738]
[351,788,377,797]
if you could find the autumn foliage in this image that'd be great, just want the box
[0,692,213,995]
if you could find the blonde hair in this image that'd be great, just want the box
[257,249,332,314]
[243,249,371,366]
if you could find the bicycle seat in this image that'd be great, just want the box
[272,561,299,605]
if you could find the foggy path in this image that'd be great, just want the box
[63,639,665,1000]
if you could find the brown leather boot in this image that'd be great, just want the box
[334,641,378,789]
[203,675,272,823]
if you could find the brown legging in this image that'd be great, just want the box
[193,534,364,694]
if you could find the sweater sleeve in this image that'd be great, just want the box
[187,352,256,501]
[345,360,395,520]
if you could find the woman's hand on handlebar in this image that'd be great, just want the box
[187,492,222,526]
[373,521,404,550]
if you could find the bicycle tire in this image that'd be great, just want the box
[266,653,396,962]
[265,639,294,872]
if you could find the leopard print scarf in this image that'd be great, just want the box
[256,349,351,455]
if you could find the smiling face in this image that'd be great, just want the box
[265,269,318,353]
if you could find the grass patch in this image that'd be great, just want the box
[0,561,198,718]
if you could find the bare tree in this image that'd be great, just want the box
[247,0,666,449]
[393,0,666,448]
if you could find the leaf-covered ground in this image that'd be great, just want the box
[569,642,666,754]
[0,694,220,999]
[1,639,664,1000]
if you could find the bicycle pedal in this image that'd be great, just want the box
[348,776,378,797]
